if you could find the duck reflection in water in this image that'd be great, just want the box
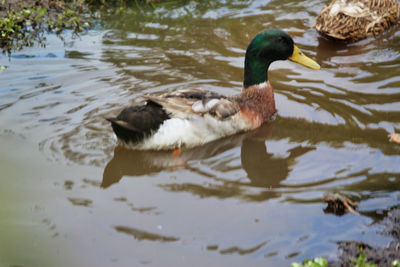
[102,125,315,192]
[241,138,315,189]
[102,132,247,188]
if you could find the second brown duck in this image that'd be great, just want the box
[313,0,400,42]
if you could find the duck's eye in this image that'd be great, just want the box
[277,36,287,44]
[277,36,284,42]
[276,35,292,49]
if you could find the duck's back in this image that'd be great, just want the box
[314,0,400,41]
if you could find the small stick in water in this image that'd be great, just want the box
[323,193,359,215]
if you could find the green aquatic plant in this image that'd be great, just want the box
[291,254,400,267]
[291,257,328,267]
[352,253,376,267]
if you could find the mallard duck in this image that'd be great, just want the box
[313,0,400,42]
[107,29,320,150]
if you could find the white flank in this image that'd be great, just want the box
[130,113,253,150]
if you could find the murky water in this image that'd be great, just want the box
[1,0,400,266]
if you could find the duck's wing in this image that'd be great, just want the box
[143,88,240,120]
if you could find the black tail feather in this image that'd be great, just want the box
[107,102,170,144]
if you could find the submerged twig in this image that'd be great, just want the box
[324,193,359,216]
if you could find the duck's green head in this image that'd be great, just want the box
[243,29,320,88]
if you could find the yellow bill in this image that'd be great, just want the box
[288,45,320,70]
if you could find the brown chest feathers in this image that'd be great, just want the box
[235,81,276,126]
[313,0,400,42]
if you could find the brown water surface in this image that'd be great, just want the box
[1,1,400,266]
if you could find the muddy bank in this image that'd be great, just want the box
[329,207,400,266]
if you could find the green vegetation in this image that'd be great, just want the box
[292,254,400,267]
[291,257,327,267]
[352,253,376,267]
[0,0,86,54]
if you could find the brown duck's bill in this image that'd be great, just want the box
[288,45,321,70]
